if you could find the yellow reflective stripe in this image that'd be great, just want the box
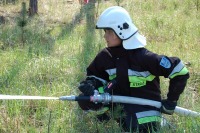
[130,81,146,87]
[129,75,155,87]
[138,116,161,124]
[98,87,104,94]
[129,75,155,82]
[146,75,155,81]
[109,74,116,80]
[169,67,189,79]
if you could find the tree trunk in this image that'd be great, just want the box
[29,0,38,16]
[0,16,5,24]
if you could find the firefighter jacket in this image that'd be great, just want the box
[87,45,189,101]
[85,45,189,124]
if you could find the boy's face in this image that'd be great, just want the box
[104,29,122,47]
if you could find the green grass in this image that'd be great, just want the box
[0,0,200,132]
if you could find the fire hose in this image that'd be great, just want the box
[0,92,199,117]
[59,90,200,117]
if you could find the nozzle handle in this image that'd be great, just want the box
[59,95,90,101]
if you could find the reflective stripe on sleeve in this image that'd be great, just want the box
[109,75,116,80]
[106,68,116,75]
[105,68,117,80]
[98,86,104,94]
[168,61,189,79]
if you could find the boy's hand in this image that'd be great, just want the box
[78,80,95,96]
[161,99,177,115]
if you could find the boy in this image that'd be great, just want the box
[78,6,189,132]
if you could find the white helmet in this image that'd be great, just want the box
[96,6,146,49]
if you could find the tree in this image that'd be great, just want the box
[17,2,27,46]
[29,0,38,16]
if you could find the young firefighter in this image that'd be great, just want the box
[77,6,189,132]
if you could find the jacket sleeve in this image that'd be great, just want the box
[140,49,190,101]
[167,74,189,101]
[85,49,111,91]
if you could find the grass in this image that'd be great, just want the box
[0,0,200,132]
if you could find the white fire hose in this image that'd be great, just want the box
[0,93,199,117]
[59,92,200,117]
[111,95,200,117]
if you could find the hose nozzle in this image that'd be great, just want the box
[59,95,76,101]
